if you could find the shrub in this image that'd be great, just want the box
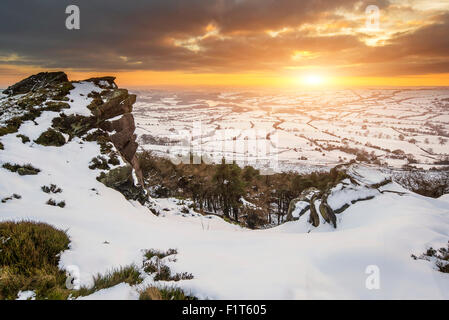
[152,264,172,281]
[108,152,120,166]
[52,113,95,138]
[86,93,103,113]
[41,184,62,194]
[89,156,110,170]
[0,221,70,300]
[2,163,41,175]
[16,134,30,144]
[75,265,143,297]
[0,124,19,137]
[144,248,177,260]
[139,285,196,300]
[1,194,21,203]
[43,101,70,112]
[142,248,193,282]
[412,241,449,274]
[34,128,66,147]
[84,129,108,142]
[46,199,66,208]
[52,82,74,101]
[0,141,3,150]
[139,286,162,300]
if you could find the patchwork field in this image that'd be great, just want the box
[132,88,449,173]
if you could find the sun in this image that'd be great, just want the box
[303,74,325,86]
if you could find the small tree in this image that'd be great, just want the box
[213,159,245,221]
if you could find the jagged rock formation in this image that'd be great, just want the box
[308,194,320,227]
[86,77,144,185]
[319,190,337,228]
[286,187,318,221]
[2,71,69,95]
[286,164,395,230]
[1,72,145,200]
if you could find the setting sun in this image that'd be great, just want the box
[303,74,326,86]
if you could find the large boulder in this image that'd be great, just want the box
[319,193,337,228]
[2,72,68,95]
[93,90,136,120]
[84,76,117,89]
[308,194,320,227]
[286,187,319,221]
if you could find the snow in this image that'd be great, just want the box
[132,88,449,171]
[439,194,449,204]
[16,291,36,300]
[327,185,378,210]
[1,84,449,300]
[291,201,309,218]
[66,82,102,116]
[77,283,139,300]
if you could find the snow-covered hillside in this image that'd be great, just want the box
[1,73,449,299]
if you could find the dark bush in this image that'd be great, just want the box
[2,163,41,175]
[35,128,66,147]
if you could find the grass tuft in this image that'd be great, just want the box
[142,248,193,282]
[139,285,196,300]
[16,134,30,144]
[0,221,70,300]
[41,184,62,194]
[144,248,177,260]
[2,162,40,175]
[46,199,66,208]
[75,265,143,297]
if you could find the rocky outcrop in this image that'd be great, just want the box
[319,191,337,228]
[84,76,117,89]
[2,72,144,191]
[90,85,144,186]
[286,187,319,221]
[2,72,68,95]
[308,194,320,227]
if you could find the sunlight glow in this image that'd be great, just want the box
[303,74,325,86]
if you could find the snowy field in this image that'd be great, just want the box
[132,88,449,173]
[1,82,449,300]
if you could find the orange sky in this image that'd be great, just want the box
[1,0,449,88]
[3,68,449,89]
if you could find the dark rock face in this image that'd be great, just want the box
[83,76,117,89]
[3,71,145,189]
[308,194,320,227]
[286,187,318,222]
[92,89,136,120]
[90,89,143,186]
[2,72,68,95]
[319,193,337,228]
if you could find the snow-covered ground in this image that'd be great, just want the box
[1,85,449,299]
[132,88,449,172]
[1,151,449,299]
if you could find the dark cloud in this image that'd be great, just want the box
[0,0,448,77]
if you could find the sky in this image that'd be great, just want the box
[1,0,449,88]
